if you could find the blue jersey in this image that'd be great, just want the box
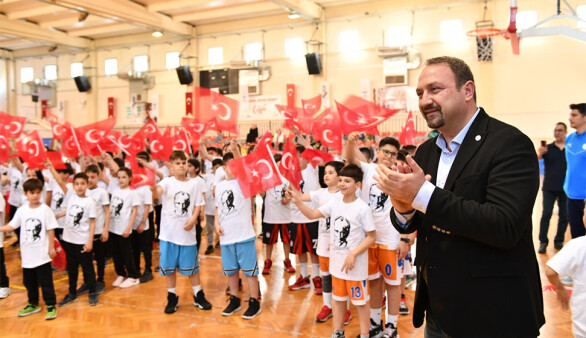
[563,131,586,199]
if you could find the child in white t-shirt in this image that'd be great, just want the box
[131,155,154,284]
[290,164,376,338]
[0,178,58,319]
[154,150,211,314]
[215,152,261,319]
[56,173,98,307]
[45,163,73,241]
[109,167,141,288]
[203,158,223,255]
[187,158,206,251]
[546,234,586,337]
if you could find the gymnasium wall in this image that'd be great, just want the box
[8,0,586,142]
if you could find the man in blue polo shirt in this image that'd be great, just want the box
[564,103,586,239]
[537,122,568,253]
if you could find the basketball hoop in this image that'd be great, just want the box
[466,27,503,38]
[467,27,502,62]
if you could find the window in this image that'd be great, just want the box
[166,52,180,69]
[133,55,149,73]
[386,26,412,47]
[20,67,33,83]
[245,42,263,62]
[338,30,359,53]
[208,47,223,65]
[285,37,304,58]
[516,10,538,30]
[71,62,83,78]
[44,64,57,80]
[577,5,586,28]
[104,58,118,76]
[440,19,463,42]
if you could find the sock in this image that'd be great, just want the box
[346,299,350,310]
[323,292,332,308]
[386,314,398,326]
[168,288,176,294]
[300,263,308,278]
[311,263,320,277]
[370,308,382,325]
[360,335,369,338]
[192,285,202,295]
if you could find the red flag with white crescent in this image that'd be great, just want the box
[46,151,66,170]
[61,135,80,158]
[194,87,239,134]
[399,111,416,146]
[0,133,9,164]
[171,127,192,154]
[149,128,173,161]
[134,118,159,140]
[107,97,115,118]
[312,108,342,152]
[301,95,321,116]
[286,84,295,107]
[279,137,302,190]
[51,121,73,141]
[75,117,117,156]
[301,148,334,168]
[0,112,26,139]
[16,130,47,170]
[186,92,193,116]
[129,157,155,189]
[181,117,206,145]
[341,95,400,133]
[228,150,283,199]
[336,101,379,135]
[275,105,313,134]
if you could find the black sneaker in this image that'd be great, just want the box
[89,293,98,306]
[369,318,383,338]
[331,330,345,338]
[242,298,261,319]
[58,294,78,307]
[95,281,106,295]
[222,295,241,316]
[205,245,214,255]
[538,243,547,254]
[76,283,89,295]
[154,266,160,273]
[554,242,564,250]
[381,322,398,338]
[215,242,220,248]
[193,290,212,310]
[165,292,179,314]
[140,271,154,284]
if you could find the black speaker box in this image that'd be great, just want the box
[305,53,322,75]
[176,65,193,85]
[73,75,91,92]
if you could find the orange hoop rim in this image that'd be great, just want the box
[467,27,503,38]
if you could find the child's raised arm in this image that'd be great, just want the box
[287,186,324,220]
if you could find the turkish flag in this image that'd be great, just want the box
[51,121,73,141]
[172,127,192,154]
[301,95,321,116]
[75,117,117,156]
[107,97,115,118]
[181,117,206,146]
[186,92,193,116]
[228,150,283,199]
[399,111,416,146]
[276,105,313,134]
[0,112,26,139]
[342,95,400,131]
[46,151,66,170]
[312,108,342,152]
[279,137,303,190]
[0,133,9,164]
[46,111,59,123]
[149,128,173,161]
[301,148,334,168]
[286,84,295,107]
[16,130,47,170]
[336,101,379,135]
[99,130,123,153]
[129,157,155,189]
[194,87,239,134]
[134,118,159,140]
[256,131,275,156]
[41,100,48,119]
[51,238,67,271]
[61,135,81,158]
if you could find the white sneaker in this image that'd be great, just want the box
[112,276,126,287]
[0,287,10,298]
[119,278,139,288]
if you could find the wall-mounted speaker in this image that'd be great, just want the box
[73,75,91,92]
[305,53,322,75]
[176,65,193,85]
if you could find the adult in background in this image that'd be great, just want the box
[246,123,259,144]
[537,122,568,253]
[564,103,586,239]
[375,56,544,337]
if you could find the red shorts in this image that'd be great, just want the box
[332,276,369,305]
[368,244,401,285]
[318,255,329,275]
[261,223,290,245]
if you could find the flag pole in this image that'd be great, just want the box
[69,125,82,154]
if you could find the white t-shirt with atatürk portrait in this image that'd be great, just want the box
[62,194,97,245]
[10,204,59,268]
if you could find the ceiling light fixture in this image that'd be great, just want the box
[288,12,300,19]
[152,31,163,38]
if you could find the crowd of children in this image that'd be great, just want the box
[0,130,419,338]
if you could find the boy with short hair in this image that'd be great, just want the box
[0,178,59,319]
[154,150,211,314]
[290,164,376,338]
[215,152,261,319]
[56,173,98,307]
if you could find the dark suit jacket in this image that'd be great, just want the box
[391,109,545,337]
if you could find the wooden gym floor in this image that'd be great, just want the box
[0,189,574,337]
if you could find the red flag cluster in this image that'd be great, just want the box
[279,137,303,190]
[0,112,27,163]
[399,111,416,146]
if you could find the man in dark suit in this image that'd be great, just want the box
[375,56,545,337]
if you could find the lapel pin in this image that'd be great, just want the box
[475,135,481,141]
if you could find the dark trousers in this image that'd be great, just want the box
[195,218,202,250]
[23,262,56,306]
[0,247,9,287]
[538,190,568,244]
[568,198,586,238]
[131,230,152,274]
[109,233,139,278]
[62,240,96,295]
[424,308,452,338]
[54,228,63,241]
[151,205,162,241]
[9,205,20,243]
[93,235,106,283]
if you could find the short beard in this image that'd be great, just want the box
[425,111,445,129]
